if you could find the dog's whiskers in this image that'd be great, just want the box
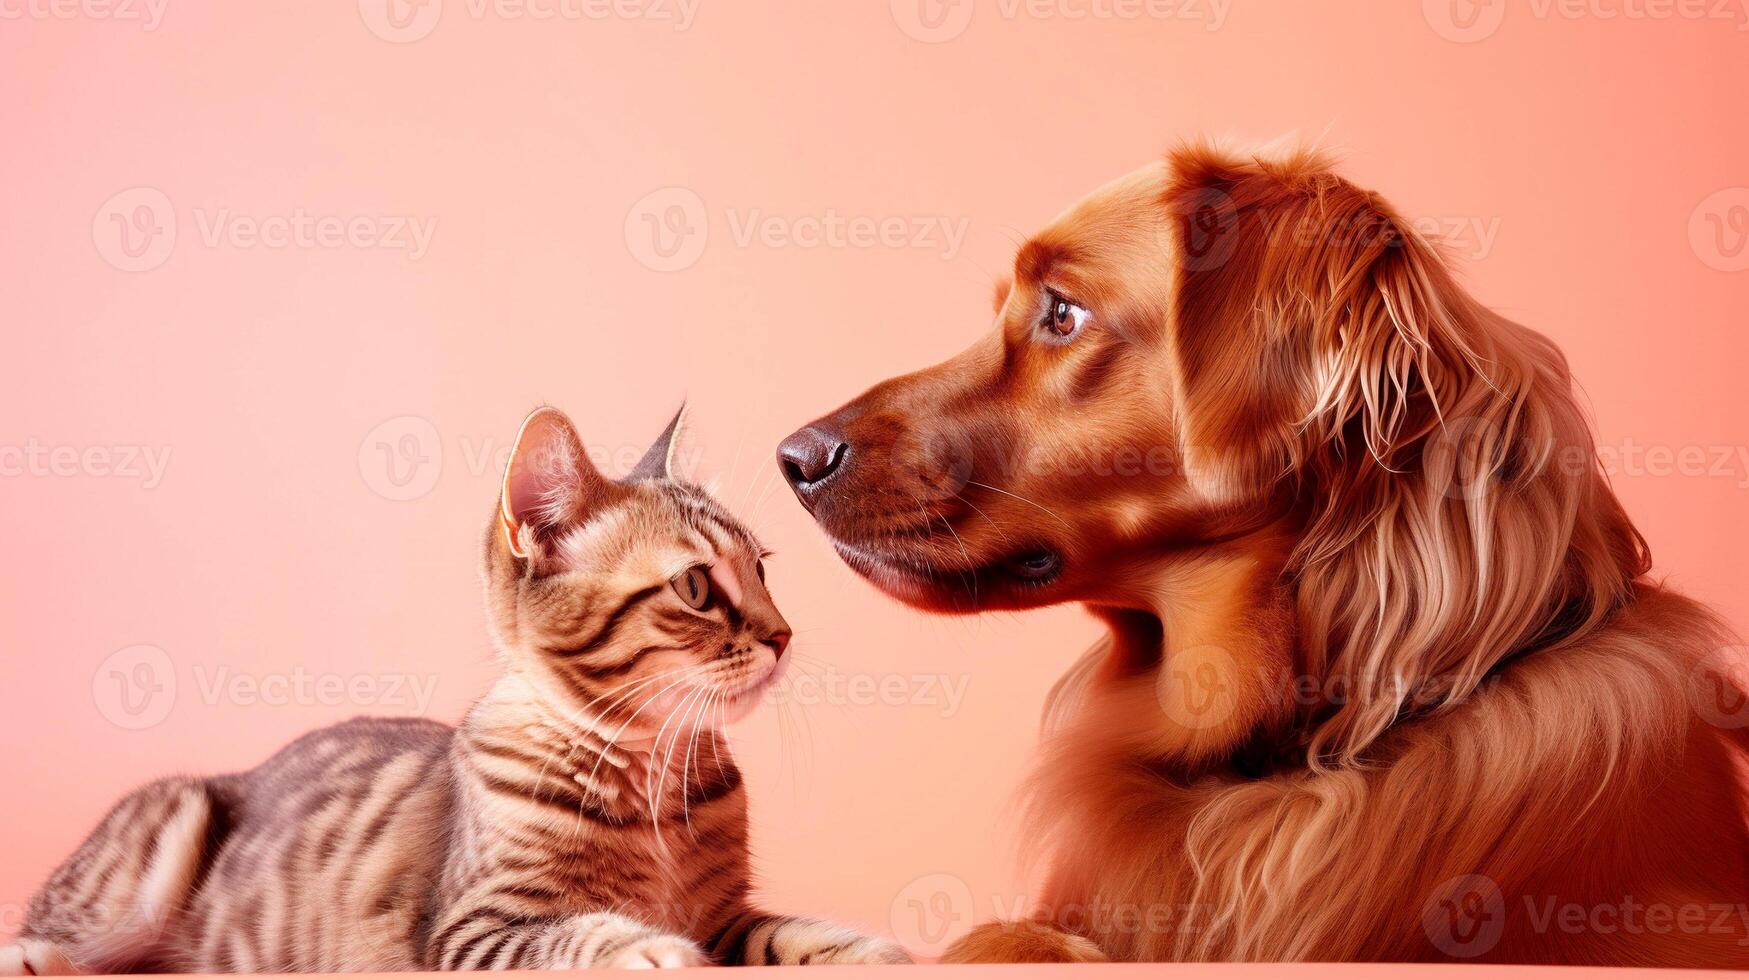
[965,480,1072,528]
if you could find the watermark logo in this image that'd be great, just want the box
[1423,0,1506,42]
[1690,187,1749,272]
[1158,643,1239,731]
[93,187,177,273]
[359,415,445,501]
[890,873,976,956]
[1168,185,1239,272]
[358,0,443,42]
[890,0,975,41]
[1689,646,1749,729]
[625,186,710,272]
[92,644,178,730]
[1423,874,1506,958]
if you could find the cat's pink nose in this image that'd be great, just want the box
[762,631,791,659]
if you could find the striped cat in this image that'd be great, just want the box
[4,407,910,974]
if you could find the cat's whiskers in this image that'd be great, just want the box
[746,465,786,525]
[579,670,711,808]
[678,685,721,831]
[709,691,730,784]
[569,666,703,762]
[645,684,712,841]
[645,685,705,821]
[536,666,702,816]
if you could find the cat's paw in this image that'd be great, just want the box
[804,934,913,965]
[598,933,708,969]
[0,940,80,976]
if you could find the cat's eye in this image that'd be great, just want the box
[1041,289,1089,339]
[672,565,712,610]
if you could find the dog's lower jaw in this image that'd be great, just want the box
[828,539,961,610]
[828,537,1062,614]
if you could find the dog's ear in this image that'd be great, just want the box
[1162,145,1648,767]
[991,275,1013,315]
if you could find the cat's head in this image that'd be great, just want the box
[483,406,790,736]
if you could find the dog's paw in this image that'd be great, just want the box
[939,920,1107,964]
[0,940,80,976]
[598,933,707,969]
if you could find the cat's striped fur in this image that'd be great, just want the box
[6,407,909,974]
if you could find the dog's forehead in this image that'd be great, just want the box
[1043,161,1172,248]
[1020,161,1176,300]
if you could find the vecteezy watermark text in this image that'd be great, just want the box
[1423,0,1749,43]
[357,0,699,43]
[93,187,437,272]
[889,0,1231,43]
[0,440,172,489]
[92,644,441,730]
[0,0,168,28]
[766,666,971,717]
[622,186,970,272]
[357,413,713,502]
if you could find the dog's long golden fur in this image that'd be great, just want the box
[781,143,1749,965]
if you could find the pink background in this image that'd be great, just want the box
[2,0,1747,959]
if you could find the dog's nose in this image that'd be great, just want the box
[777,425,848,494]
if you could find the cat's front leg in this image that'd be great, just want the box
[0,938,81,976]
[434,910,705,970]
[550,914,706,971]
[712,911,912,966]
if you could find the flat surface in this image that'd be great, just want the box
[69,968,1749,979]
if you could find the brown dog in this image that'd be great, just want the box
[777,144,1749,965]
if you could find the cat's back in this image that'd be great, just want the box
[214,714,455,812]
[181,715,460,973]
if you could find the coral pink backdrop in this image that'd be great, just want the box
[2,0,1746,958]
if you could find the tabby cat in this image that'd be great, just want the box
[4,407,910,974]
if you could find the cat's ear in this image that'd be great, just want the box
[499,407,612,560]
[627,404,687,483]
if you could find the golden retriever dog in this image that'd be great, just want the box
[776,143,1749,965]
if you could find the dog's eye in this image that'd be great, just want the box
[671,565,713,610]
[1042,291,1089,339]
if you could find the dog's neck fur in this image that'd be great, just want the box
[1079,522,1302,773]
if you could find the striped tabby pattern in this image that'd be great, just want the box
[6,408,909,974]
